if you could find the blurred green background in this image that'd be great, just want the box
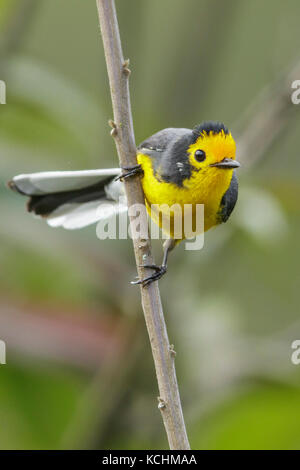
[0,0,300,450]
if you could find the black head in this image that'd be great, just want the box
[192,121,229,142]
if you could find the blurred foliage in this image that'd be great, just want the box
[192,382,300,450]
[0,362,84,449]
[0,0,300,450]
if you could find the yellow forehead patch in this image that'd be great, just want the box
[188,130,236,163]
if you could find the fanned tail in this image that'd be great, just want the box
[8,169,127,229]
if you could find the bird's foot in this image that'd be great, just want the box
[131,264,167,287]
[116,164,143,181]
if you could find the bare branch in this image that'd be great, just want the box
[96,0,190,450]
[236,59,300,167]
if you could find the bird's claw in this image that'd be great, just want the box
[131,264,167,287]
[116,164,143,181]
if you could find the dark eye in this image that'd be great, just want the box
[194,149,206,162]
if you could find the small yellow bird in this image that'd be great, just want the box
[8,121,240,286]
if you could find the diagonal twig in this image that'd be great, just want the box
[96,0,190,450]
[236,59,300,167]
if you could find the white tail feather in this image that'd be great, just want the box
[47,199,128,230]
[12,169,121,195]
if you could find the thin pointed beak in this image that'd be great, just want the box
[210,158,240,169]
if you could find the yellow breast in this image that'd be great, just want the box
[137,152,233,240]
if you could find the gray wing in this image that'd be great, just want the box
[139,127,196,186]
[138,128,191,182]
[138,128,190,154]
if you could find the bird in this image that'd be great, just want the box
[8,121,240,286]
